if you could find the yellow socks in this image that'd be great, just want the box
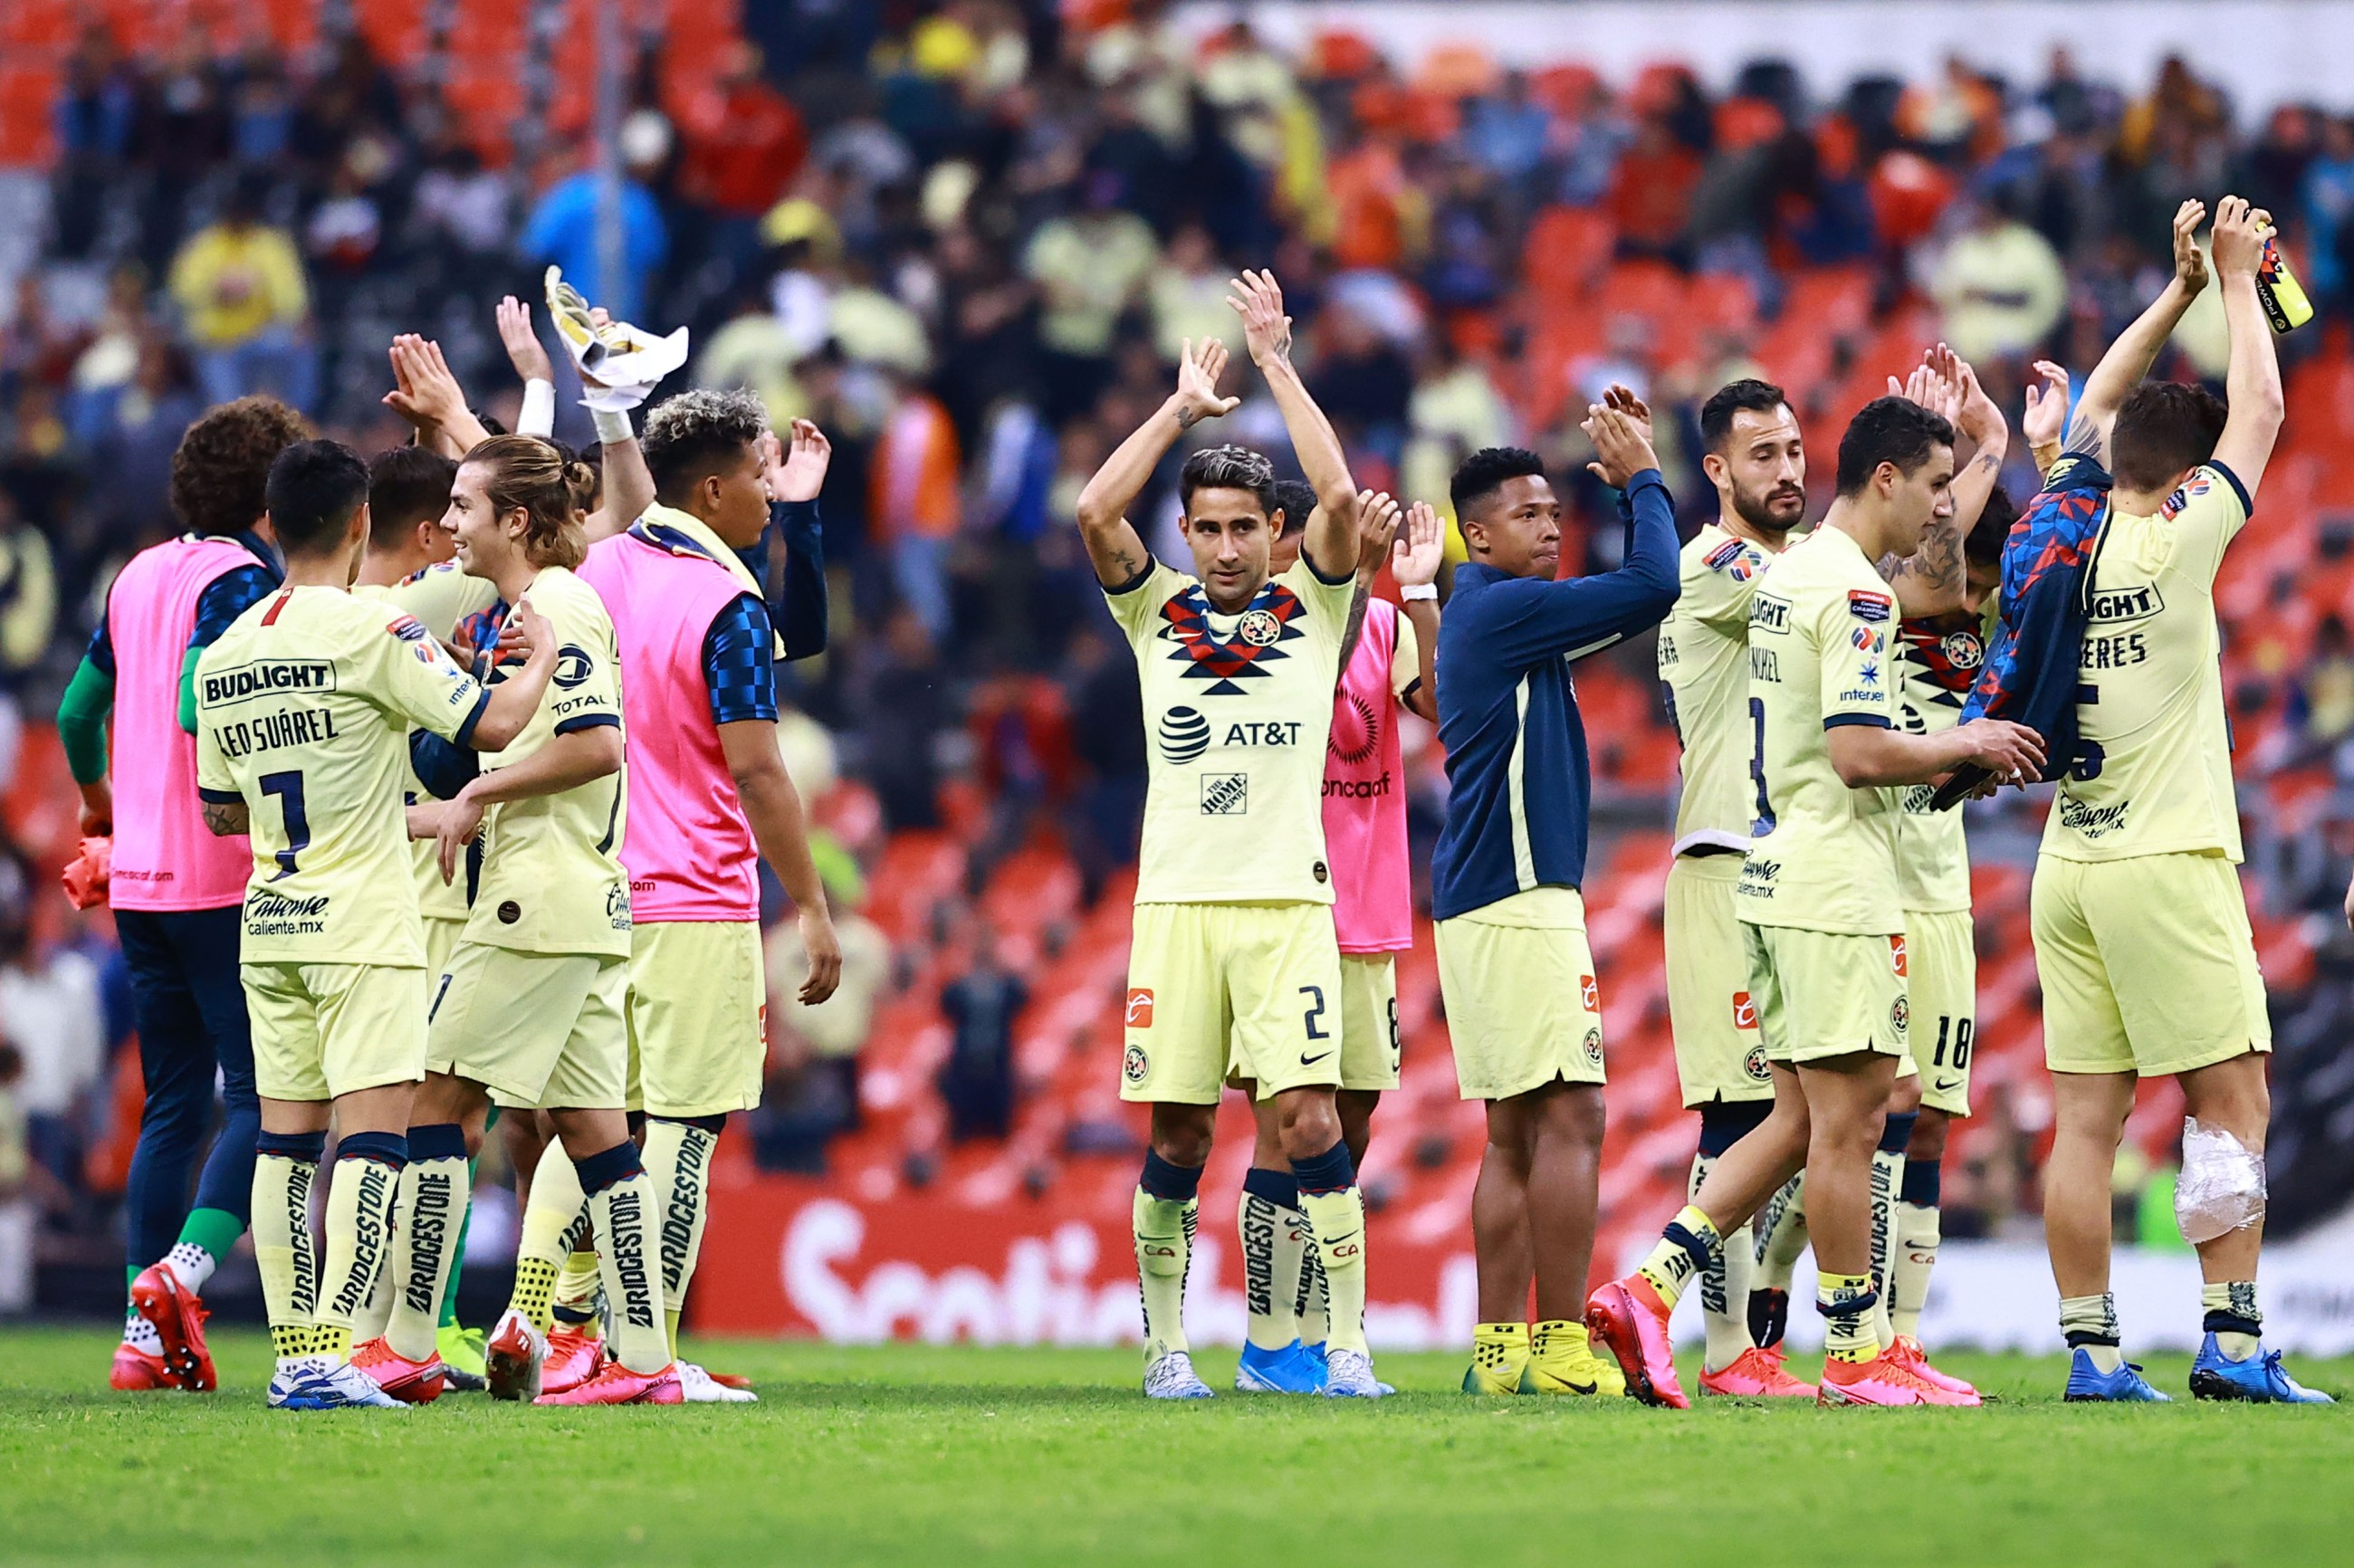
[1133,1151,1203,1367]
[1891,1199,1940,1341]
[1820,1271,1880,1364]
[314,1133,407,1365]
[644,1115,722,1361]
[578,1142,670,1374]
[2062,1292,2123,1372]
[1636,1204,1722,1311]
[253,1131,324,1364]
[1294,1141,1367,1356]
[1524,1319,1625,1397]
[1464,1322,1529,1395]
[1689,1152,1755,1372]
[2202,1281,2262,1360]
[385,1123,469,1362]
[1238,1168,1306,1353]
[510,1142,585,1334]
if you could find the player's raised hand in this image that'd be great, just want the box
[1945,348,2005,446]
[1394,501,1445,588]
[383,334,471,432]
[1172,338,1239,427]
[1354,489,1403,576]
[2210,196,2267,280]
[495,295,557,384]
[1892,351,1960,425]
[1602,383,1653,445]
[797,904,843,1005]
[2172,198,2212,295]
[767,418,832,503]
[1225,269,1295,369]
[2022,359,2072,452]
[1955,717,2047,783]
[1583,403,1659,490]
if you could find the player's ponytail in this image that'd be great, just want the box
[464,434,589,570]
[561,454,599,521]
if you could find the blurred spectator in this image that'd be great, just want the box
[682,43,810,263]
[0,1042,30,1314]
[936,927,1027,1143]
[1928,191,2069,362]
[0,857,104,1202]
[1022,174,1159,421]
[1065,620,1145,903]
[519,141,669,326]
[166,174,315,412]
[860,607,947,831]
[1608,112,1705,264]
[2303,116,2354,309]
[0,489,56,787]
[1149,223,1240,363]
[2283,613,2354,767]
[761,855,891,1167]
[870,370,962,639]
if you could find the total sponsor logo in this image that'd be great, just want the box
[552,644,596,688]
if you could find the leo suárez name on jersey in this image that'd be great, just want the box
[203,659,337,704]
[211,706,340,760]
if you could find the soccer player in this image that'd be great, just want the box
[1656,378,1815,1398]
[1082,272,1378,1400]
[1230,484,1442,1394]
[1435,397,1677,1399]
[1588,397,2042,1408]
[372,435,678,1406]
[566,391,842,1404]
[2036,196,2329,1403]
[190,439,556,1409]
[56,396,304,1391]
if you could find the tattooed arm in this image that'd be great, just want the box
[1074,337,1239,588]
[201,797,249,837]
[2064,198,2210,464]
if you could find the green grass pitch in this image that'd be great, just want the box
[0,1328,2345,1566]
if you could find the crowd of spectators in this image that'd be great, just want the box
[5,3,2354,1295]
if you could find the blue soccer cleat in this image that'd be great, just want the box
[2189,1335,2336,1404]
[270,1361,407,1411]
[2062,1348,2171,1402]
[1235,1340,1326,1394]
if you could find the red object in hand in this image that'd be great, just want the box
[62,835,111,910]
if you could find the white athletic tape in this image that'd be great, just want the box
[2175,1117,2266,1244]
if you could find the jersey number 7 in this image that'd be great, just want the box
[260,770,311,879]
[1748,697,1775,835]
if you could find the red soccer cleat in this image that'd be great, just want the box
[1585,1274,1689,1410]
[703,1370,755,1391]
[484,1308,549,1402]
[532,1359,683,1406]
[1818,1348,1958,1406]
[350,1337,447,1403]
[110,1343,177,1391]
[1699,1344,1818,1399]
[1887,1335,1983,1405]
[129,1264,216,1391]
[540,1325,607,1396]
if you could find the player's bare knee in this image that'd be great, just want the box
[1274,1089,1343,1162]
[2181,1052,2270,1152]
[1908,1106,1951,1162]
[1149,1103,1216,1168]
[1537,1081,1606,1147]
[1885,1074,1922,1115]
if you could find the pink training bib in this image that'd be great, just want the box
[1324,598,1412,953]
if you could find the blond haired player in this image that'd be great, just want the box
[192,439,556,1410]
[1077,272,1381,1399]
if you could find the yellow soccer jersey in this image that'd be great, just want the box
[194,586,491,967]
[1736,527,1903,936]
[354,573,490,923]
[1891,608,1986,913]
[465,567,633,958]
[2043,463,2251,864]
[1105,555,1356,904]
[1660,523,1782,855]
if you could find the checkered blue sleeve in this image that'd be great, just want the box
[702,592,780,725]
[187,564,278,652]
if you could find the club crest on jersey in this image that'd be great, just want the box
[1744,1043,1771,1082]
[1942,630,1983,670]
[1582,1028,1604,1066]
[1848,590,1892,623]
[1159,582,1306,696]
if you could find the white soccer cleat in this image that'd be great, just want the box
[484,1307,549,1402]
[271,1360,407,1411]
[1143,1351,1215,1400]
[678,1362,759,1403]
[1322,1347,1387,1398]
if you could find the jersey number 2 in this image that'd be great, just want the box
[260,770,310,879]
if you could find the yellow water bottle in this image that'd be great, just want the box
[2255,223,2314,334]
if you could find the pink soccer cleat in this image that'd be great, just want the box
[532,1358,683,1406]
[1887,1335,1983,1405]
[1584,1274,1689,1409]
[350,1336,447,1404]
[129,1264,217,1391]
[1699,1344,1818,1399]
[540,1325,607,1396]
[1817,1348,1956,1406]
[110,1343,177,1391]
[484,1308,549,1402]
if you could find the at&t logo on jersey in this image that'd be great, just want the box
[1157,705,1211,763]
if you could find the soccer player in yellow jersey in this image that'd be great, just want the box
[191,440,558,1410]
[1077,272,1380,1398]
[2037,196,2330,1403]
[376,435,681,1407]
[1590,397,2043,1408]
[1657,378,1814,1398]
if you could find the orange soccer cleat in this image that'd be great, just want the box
[1699,1344,1818,1399]
[540,1325,607,1396]
[1886,1335,1983,1405]
[1818,1347,1972,1406]
[110,1343,178,1391]
[350,1337,447,1403]
[532,1359,683,1406]
[1584,1274,1689,1409]
[129,1264,216,1391]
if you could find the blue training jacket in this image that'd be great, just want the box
[1431,469,1680,920]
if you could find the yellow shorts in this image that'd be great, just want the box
[422,915,465,985]
[627,921,767,1118]
[2032,852,2271,1077]
[1744,922,1909,1066]
[1124,901,1344,1104]
[1435,887,1606,1103]
[1336,952,1402,1092]
[1665,855,1772,1105]
[426,942,629,1110]
[242,961,427,1103]
[1905,908,1976,1115]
